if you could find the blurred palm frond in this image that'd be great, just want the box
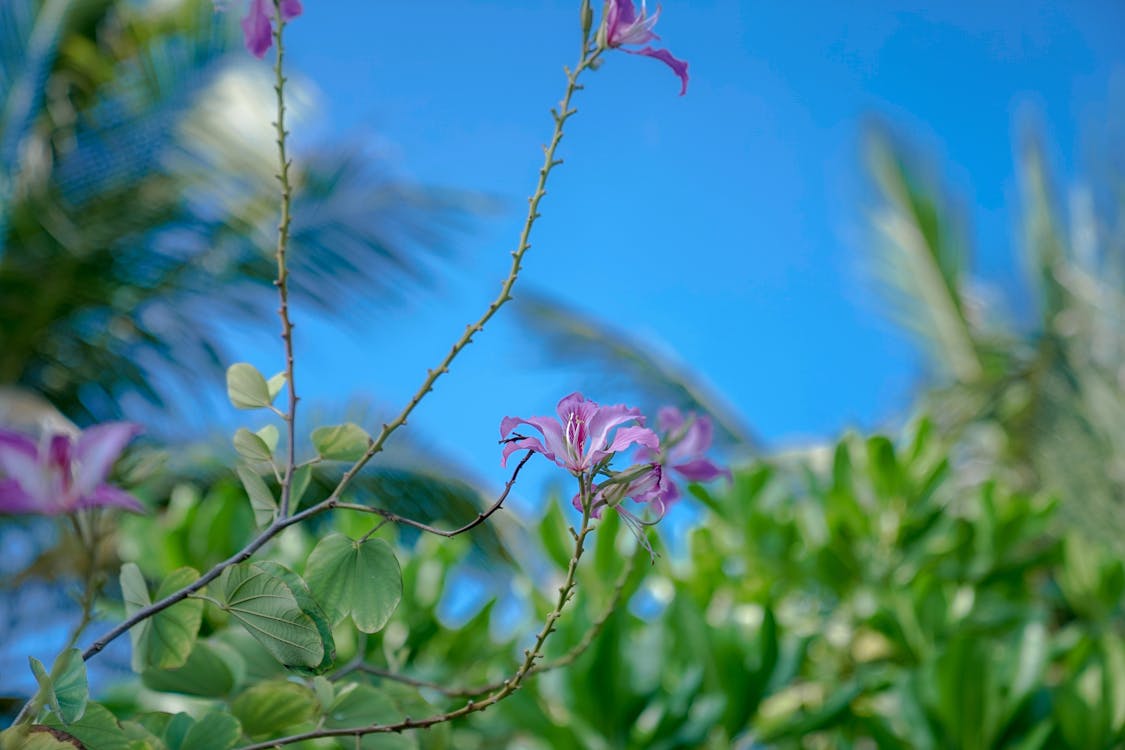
[512,290,756,450]
[0,0,484,424]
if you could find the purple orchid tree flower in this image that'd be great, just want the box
[637,407,731,508]
[500,392,659,476]
[0,423,144,515]
[601,0,690,95]
[238,0,303,58]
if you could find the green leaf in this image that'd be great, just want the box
[304,534,403,633]
[325,684,412,750]
[233,428,273,464]
[220,564,324,668]
[164,712,194,750]
[227,363,273,410]
[256,424,280,453]
[539,498,574,571]
[236,466,277,527]
[230,681,318,739]
[267,372,287,401]
[5,729,79,750]
[255,562,337,675]
[43,702,131,750]
[180,711,242,750]
[120,565,204,672]
[142,640,243,697]
[310,423,371,462]
[29,649,87,724]
[290,465,312,509]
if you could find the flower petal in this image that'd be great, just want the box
[0,432,49,505]
[77,484,146,514]
[624,46,689,95]
[0,478,42,514]
[74,422,140,498]
[241,0,273,58]
[605,424,659,454]
[501,436,548,467]
[0,429,37,460]
[280,0,302,20]
[672,457,729,483]
[669,415,713,463]
[501,415,566,461]
[585,403,644,452]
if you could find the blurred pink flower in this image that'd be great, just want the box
[0,423,143,515]
[500,392,658,476]
[637,407,730,507]
[238,0,303,58]
[602,0,689,95]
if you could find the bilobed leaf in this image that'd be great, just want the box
[150,568,205,670]
[310,423,371,461]
[220,564,324,669]
[325,684,413,750]
[120,564,203,672]
[180,711,242,750]
[304,534,403,633]
[8,730,78,749]
[236,466,277,527]
[230,681,317,739]
[30,649,88,724]
[255,562,337,675]
[42,702,131,750]
[164,712,194,750]
[256,424,280,453]
[233,428,273,464]
[290,464,312,509]
[121,562,153,673]
[142,640,243,698]
[267,373,287,401]
[227,363,272,410]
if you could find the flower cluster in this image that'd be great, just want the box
[501,393,726,552]
[600,0,690,95]
[0,423,143,516]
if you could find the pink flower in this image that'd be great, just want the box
[500,392,659,476]
[574,461,669,516]
[637,407,730,507]
[0,423,144,515]
[238,0,303,58]
[602,0,689,95]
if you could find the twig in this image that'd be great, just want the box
[237,499,596,749]
[336,451,533,538]
[335,550,637,697]
[313,44,602,518]
[78,22,598,669]
[272,2,299,519]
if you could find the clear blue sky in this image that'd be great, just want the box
[223,0,1125,482]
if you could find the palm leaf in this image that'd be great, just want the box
[511,290,756,449]
[865,126,986,384]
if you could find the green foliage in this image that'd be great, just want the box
[217,563,325,670]
[28,649,87,725]
[305,533,403,633]
[121,564,204,672]
[226,364,275,411]
[311,423,373,462]
[229,681,317,739]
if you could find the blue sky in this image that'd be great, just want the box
[221,1,1125,484]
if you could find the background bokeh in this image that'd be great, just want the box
[3,1,1125,748]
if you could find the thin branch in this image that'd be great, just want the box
[335,552,637,697]
[336,450,533,538]
[237,497,596,749]
[315,46,601,518]
[77,26,597,669]
[272,1,299,519]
